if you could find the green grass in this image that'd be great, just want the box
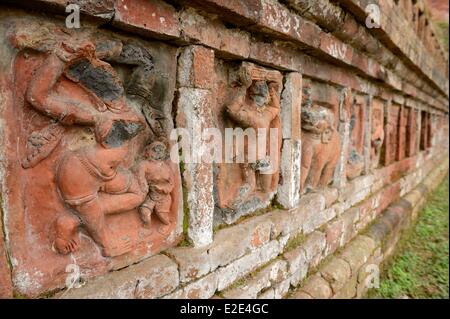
[369,176,449,299]
[434,21,449,52]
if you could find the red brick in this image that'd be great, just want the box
[185,0,262,27]
[114,0,180,39]
[180,8,251,59]
[255,0,320,49]
[2,0,115,20]
[319,33,353,65]
[178,46,215,90]
[249,40,297,71]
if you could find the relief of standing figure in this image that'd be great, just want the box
[224,64,282,203]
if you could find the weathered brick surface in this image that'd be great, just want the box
[216,240,284,291]
[179,8,251,59]
[284,246,308,286]
[114,0,180,39]
[340,236,376,274]
[209,215,274,271]
[320,258,351,293]
[222,259,288,299]
[163,272,218,299]
[302,231,326,268]
[57,255,179,299]
[3,0,115,20]
[176,87,215,247]
[277,139,301,209]
[300,274,333,299]
[0,0,447,300]
[177,46,215,90]
[166,246,210,283]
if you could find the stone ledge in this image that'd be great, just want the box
[55,254,179,299]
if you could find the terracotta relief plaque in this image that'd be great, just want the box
[346,95,367,179]
[300,81,340,193]
[406,108,417,157]
[427,113,434,147]
[213,61,283,224]
[0,17,182,296]
[370,98,385,169]
[397,106,409,161]
[383,103,401,165]
[420,111,432,150]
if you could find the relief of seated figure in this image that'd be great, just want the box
[23,39,158,257]
[300,102,340,194]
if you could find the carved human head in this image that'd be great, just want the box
[95,119,143,149]
[144,141,168,161]
[301,105,334,134]
[249,80,269,107]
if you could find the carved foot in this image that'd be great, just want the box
[54,237,80,255]
[53,215,80,255]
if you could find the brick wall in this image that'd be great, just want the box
[0,0,448,299]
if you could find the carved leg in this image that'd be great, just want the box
[74,198,131,257]
[100,175,147,215]
[319,140,340,188]
[139,198,155,228]
[307,155,325,190]
[154,194,172,225]
[318,161,335,188]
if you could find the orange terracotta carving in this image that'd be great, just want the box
[371,99,385,169]
[215,62,282,222]
[300,85,340,193]
[2,21,181,296]
[384,103,401,165]
[346,95,366,179]
[137,141,174,233]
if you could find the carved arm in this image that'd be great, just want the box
[26,53,101,126]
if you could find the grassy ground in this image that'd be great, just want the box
[434,20,449,52]
[368,176,449,299]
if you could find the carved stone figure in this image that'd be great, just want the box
[225,67,281,194]
[384,103,401,165]
[21,41,152,257]
[406,109,417,157]
[137,141,174,233]
[370,99,385,169]
[215,62,282,223]
[1,19,181,296]
[300,86,340,193]
[346,95,366,179]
